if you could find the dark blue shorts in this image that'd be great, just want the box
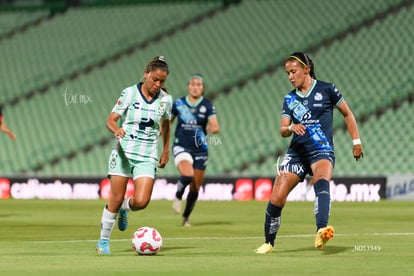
[278,151,335,180]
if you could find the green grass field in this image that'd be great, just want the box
[0,199,413,275]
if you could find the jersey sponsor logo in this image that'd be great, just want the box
[289,99,309,121]
[302,112,312,121]
[133,101,156,113]
[133,102,140,109]
[139,118,155,130]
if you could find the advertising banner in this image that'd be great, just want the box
[386,175,414,200]
[0,176,386,202]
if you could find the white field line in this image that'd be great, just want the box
[4,232,413,244]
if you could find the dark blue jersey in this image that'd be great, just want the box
[281,80,344,155]
[172,96,216,151]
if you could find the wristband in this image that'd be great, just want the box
[288,125,293,132]
[352,139,361,145]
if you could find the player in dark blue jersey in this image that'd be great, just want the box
[256,52,364,254]
[171,74,220,226]
[0,105,16,141]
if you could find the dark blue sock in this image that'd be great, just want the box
[175,176,193,200]
[313,179,331,230]
[183,191,199,218]
[264,202,283,246]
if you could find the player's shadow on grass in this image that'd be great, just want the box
[282,246,348,255]
[190,221,232,226]
[121,246,193,254]
[322,246,349,254]
[159,246,194,252]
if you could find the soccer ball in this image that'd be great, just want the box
[131,226,163,255]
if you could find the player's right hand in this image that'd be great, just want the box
[114,128,126,139]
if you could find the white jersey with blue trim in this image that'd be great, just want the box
[281,79,344,155]
[111,83,172,164]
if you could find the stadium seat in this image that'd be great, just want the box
[1,0,412,177]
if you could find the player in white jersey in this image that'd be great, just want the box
[96,56,172,255]
[256,52,363,254]
[0,104,16,141]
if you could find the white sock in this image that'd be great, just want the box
[121,197,132,211]
[100,206,116,240]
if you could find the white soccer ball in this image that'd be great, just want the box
[131,226,163,255]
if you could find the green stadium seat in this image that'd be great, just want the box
[1,0,411,176]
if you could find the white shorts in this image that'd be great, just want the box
[174,151,194,167]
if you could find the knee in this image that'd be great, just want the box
[130,198,150,211]
[269,195,285,207]
[189,184,201,193]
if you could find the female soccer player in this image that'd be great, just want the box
[96,56,172,255]
[0,105,16,141]
[255,52,364,254]
[171,74,220,226]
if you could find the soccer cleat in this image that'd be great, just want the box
[314,225,335,249]
[96,239,111,255]
[182,217,191,227]
[255,243,274,254]
[172,198,182,214]
[117,208,128,231]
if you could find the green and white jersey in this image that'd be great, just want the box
[111,83,172,165]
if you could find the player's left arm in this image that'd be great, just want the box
[159,96,172,168]
[336,100,364,160]
[206,103,220,134]
[158,118,170,168]
[207,115,220,134]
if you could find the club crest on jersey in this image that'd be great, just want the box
[314,92,323,101]
[110,157,116,169]
[199,105,207,113]
[158,101,168,116]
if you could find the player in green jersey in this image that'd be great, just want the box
[96,56,172,255]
